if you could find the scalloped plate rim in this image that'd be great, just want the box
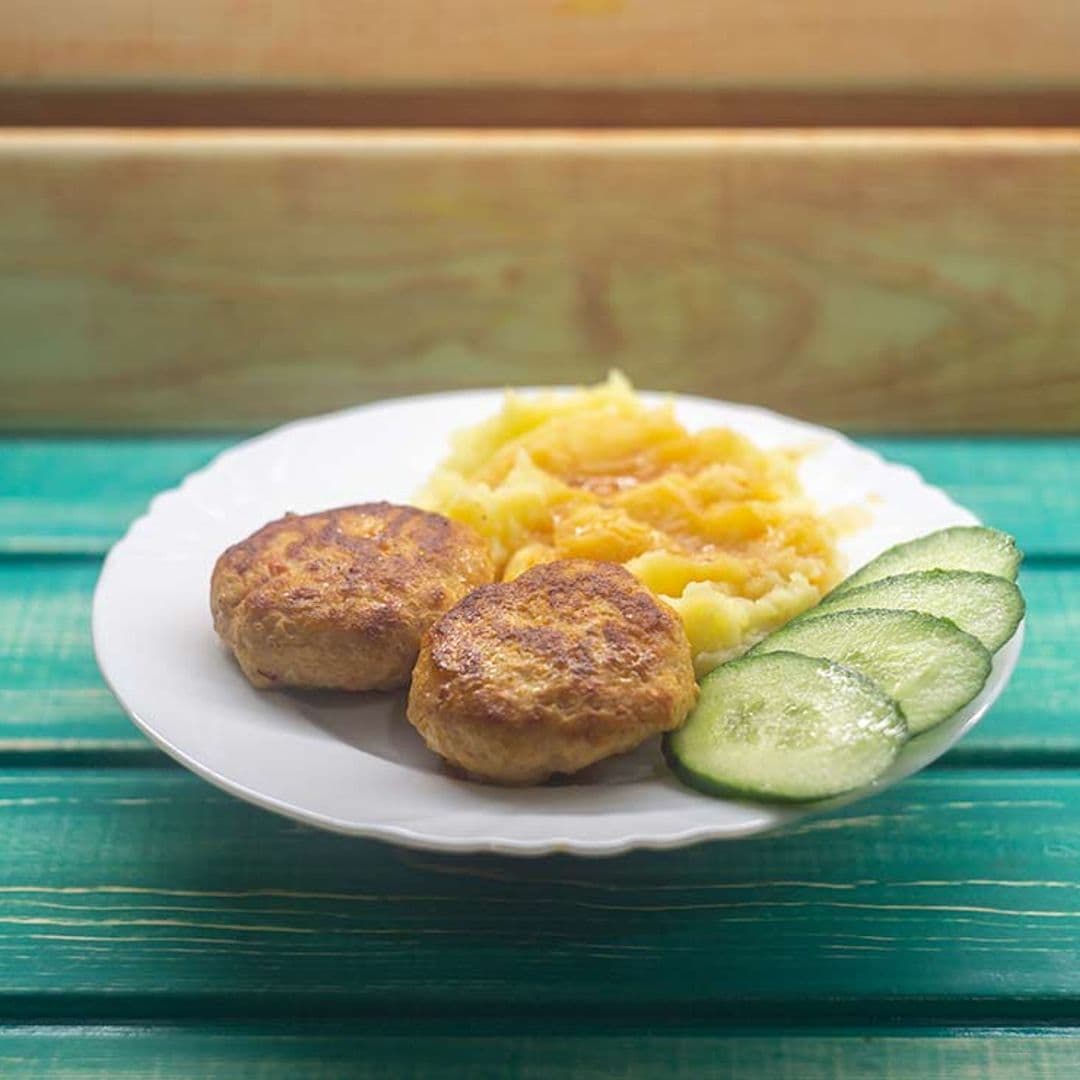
[92,388,1024,857]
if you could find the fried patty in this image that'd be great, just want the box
[211,502,494,691]
[407,559,698,784]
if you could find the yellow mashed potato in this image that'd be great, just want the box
[418,373,844,675]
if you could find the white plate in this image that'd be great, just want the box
[93,390,1023,856]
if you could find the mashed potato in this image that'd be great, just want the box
[418,373,844,674]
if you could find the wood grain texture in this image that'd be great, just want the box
[0,1025,1078,1079]
[0,436,1076,1061]
[3,438,1077,557]
[8,2,1080,124]
[0,770,1075,1011]
[0,558,1074,759]
[0,438,229,555]
[5,1,1080,96]
[2,131,1079,432]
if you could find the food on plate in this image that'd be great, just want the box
[668,525,1024,804]
[207,398,1022,803]
[211,502,494,691]
[406,559,698,784]
[419,373,844,676]
[749,608,991,735]
[664,652,907,802]
[802,569,1024,652]
[831,525,1020,597]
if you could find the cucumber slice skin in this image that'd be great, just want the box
[805,570,1025,652]
[664,651,907,803]
[750,609,992,735]
[832,526,1021,597]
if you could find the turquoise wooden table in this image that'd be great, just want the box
[0,434,1076,1076]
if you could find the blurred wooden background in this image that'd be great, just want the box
[5,0,1080,126]
[1,1,1078,431]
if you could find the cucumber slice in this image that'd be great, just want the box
[751,609,991,735]
[664,652,907,802]
[806,570,1024,652]
[834,526,1021,597]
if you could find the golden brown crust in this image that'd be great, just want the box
[407,559,698,784]
[211,502,494,691]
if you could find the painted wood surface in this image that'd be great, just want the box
[3,131,1079,432]
[0,1025,1077,1079]
[5,1,1080,128]
[2,437,1077,557]
[0,436,1076,1072]
[0,770,1073,1011]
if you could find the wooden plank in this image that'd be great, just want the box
[2,438,1077,557]
[1,131,1079,432]
[0,560,1073,761]
[5,1,1080,129]
[0,769,1076,1010]
[0,1025,1077,1079]
[9,0,1080,85]
[861,438,1080,558]
[0,438,230,555]
[0,561,131,750]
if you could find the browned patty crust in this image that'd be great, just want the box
[407,559,698,784]
[211,502,495,690]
